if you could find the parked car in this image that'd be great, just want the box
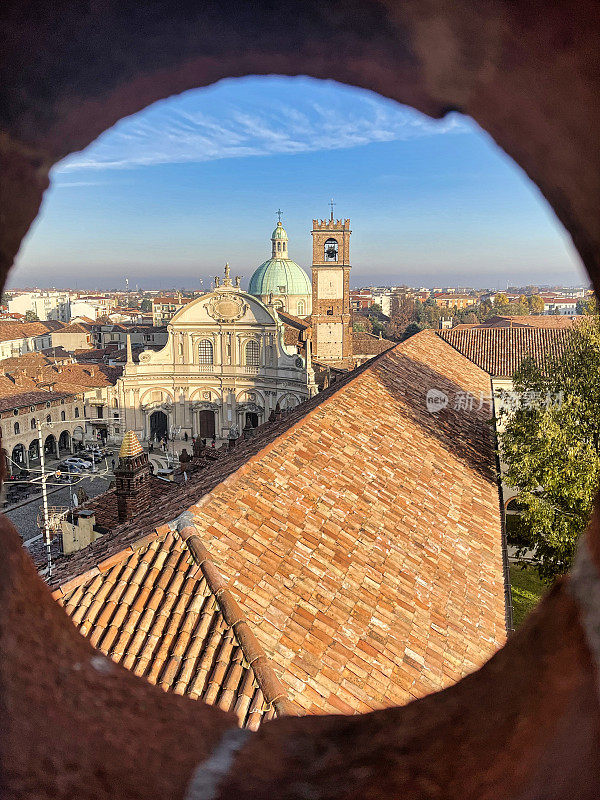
[58,461,82,474]
[64,458,91,470]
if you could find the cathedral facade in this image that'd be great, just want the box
[116,266,316,443]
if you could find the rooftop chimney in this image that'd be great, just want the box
[114,431,151,523]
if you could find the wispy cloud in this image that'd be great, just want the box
[51,180,116,188]
[54,77,467,174]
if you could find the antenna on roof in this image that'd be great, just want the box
[329,198,335,220]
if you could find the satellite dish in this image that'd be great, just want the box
[73,495,79,507]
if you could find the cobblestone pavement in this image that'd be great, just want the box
[5,475,112,545]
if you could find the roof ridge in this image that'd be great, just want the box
[175,518,300,720]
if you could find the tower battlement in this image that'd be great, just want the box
[312,218,351,231]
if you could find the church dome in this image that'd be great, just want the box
[249,257,312,296]
[249,216,312,299]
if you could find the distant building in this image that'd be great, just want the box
[432,293,475,310]
[152,294,193,325]
[91,323,168,350]
[350,289,374,311]
[540,295,578,315]
[50,322,93,353]
[0,389,84,473]
[0,321,57,359]
[70,295,117,321]
[8,291,70,322]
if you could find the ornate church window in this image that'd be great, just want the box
[198,339,213,365]
[324,238,338,261]
[245,339,260,367]
[297,300,305,315]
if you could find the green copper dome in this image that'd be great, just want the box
[248,257,311,296]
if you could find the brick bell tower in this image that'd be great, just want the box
[311,201,352,365]
[114,430,151,523]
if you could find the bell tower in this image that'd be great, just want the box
[311,201,352,364]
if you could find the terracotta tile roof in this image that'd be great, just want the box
[0,389,74,412]
[437,326,572,376]
[49,331,506,723]
[54,322,92,333]
[0,374,39,397]
[474,314,579,329]
[278,311,311,348]
[71,315,96,324]
[0,351,55,370]
[277,310,310,330]
[119,430,144,457]
[53,529,291,729]
[351,331,395,356]
[34,363,121,391]
[40,319,65,331]
[0,321,58,342]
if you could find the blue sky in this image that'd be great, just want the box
[12,76,586,291]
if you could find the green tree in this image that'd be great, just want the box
[24,310,39,322]
[528,294,545,314]
[140,298,152,312]
[499,315,600,579]
[385,296,416,340]
[494,293,509,310]
[402,322,421,340]
[577,297,598,316]
[504,302,529,316]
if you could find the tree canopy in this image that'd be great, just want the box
[499,315,600,579]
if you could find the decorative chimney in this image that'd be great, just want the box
[114,431,151,523]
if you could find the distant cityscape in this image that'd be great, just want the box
[3,281,590,326]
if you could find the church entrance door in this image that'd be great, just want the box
[150,410,168,441]
[198,410,215,439]
[245,412,259,429]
